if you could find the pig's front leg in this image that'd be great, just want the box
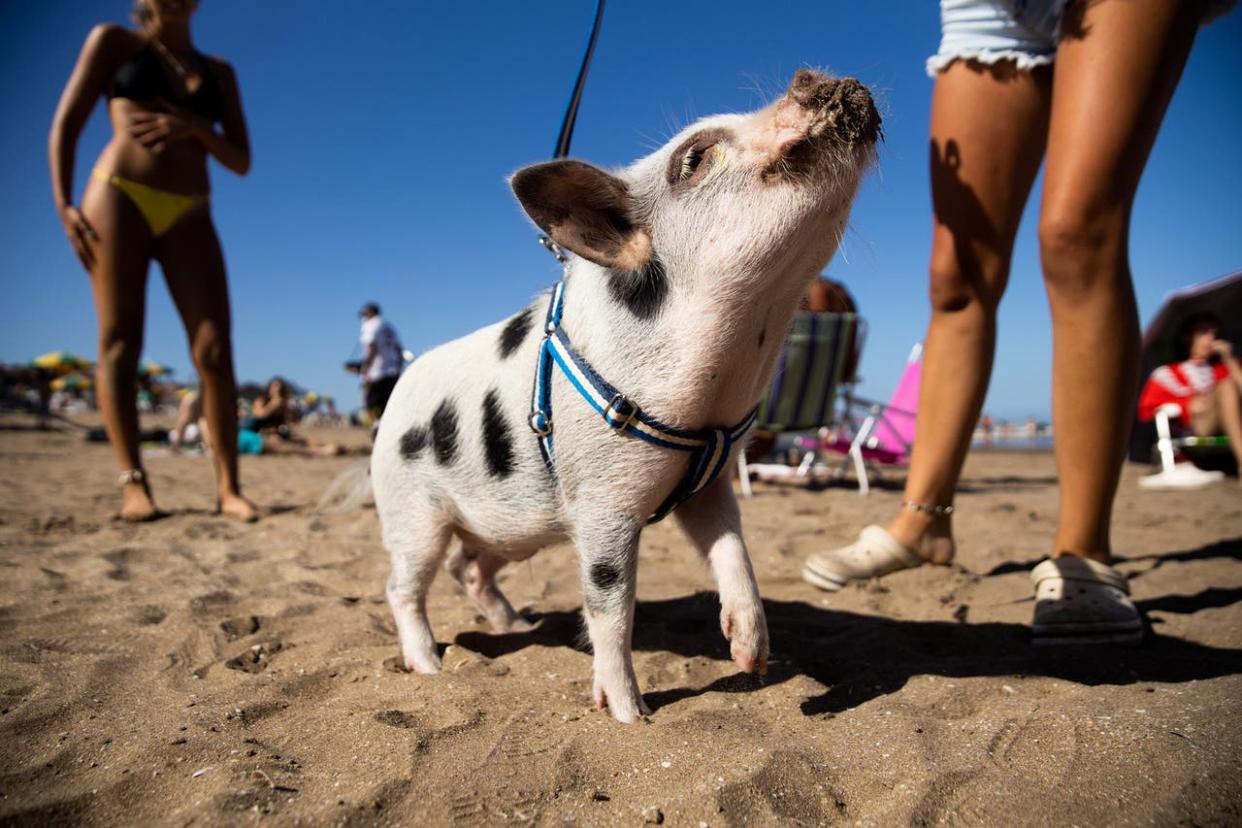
[575,514,651,723]
[674,475,769,674]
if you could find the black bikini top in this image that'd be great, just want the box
[107,44,225,122]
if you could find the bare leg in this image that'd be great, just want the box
[445,546,533,633]
[155,210,258,521]
[887,60,1051,559]
[1206,385,1242,467]
[80,175,157,520]
[1187,393,1219,436]
[674,475,768,674]
[1039,0,1198,562]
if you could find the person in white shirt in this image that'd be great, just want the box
[358,302,404,419]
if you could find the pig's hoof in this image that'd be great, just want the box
[722,606,769,675]
[402,650,442,675]
[594,685,651,723]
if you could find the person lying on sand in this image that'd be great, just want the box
[176,387,348,458]
[239,378,347,456]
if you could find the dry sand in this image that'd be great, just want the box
[1,415,1240,826]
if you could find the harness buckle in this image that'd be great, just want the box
[538,234,568,264]
[604,394,639,431]
[529,411,553,437]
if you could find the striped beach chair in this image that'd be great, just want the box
[738,312,860,496]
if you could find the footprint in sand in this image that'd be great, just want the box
[131,605,167,625]
[225,641,284,674]
[987,713,1078,788]
[374,709,421,729]
[103,548,134,581]
[190,589,237,616]
[716,750,848,826]
[220,615,261,641]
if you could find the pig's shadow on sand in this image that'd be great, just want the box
[454,537,1242,716]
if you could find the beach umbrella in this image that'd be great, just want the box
[139,360,172,377]
[50,372,92,391]
[30,350,92,375]
[1129,270,1241,462]
[1139,270,1242,364]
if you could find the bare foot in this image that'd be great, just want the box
[219,492,260,523]
[120,480,159,522]
[887,509,956,565]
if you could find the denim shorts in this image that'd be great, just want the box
[928,0,1067,76]
[928,0,1236,76]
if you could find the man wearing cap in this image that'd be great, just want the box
[358,302,404,421]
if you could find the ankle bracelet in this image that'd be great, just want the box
[902,500,954,517]
[118,469,146,486]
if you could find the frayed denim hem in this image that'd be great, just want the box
[926,48,1056,78]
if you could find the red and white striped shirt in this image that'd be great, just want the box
[1138,359,1228,421]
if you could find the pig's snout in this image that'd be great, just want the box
[788,69,881,148]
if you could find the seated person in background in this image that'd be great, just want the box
[170,388,203,448]
[1138,311,1242,470]
[179,381,345,457]
[243,377,295,434]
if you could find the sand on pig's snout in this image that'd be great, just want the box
[1,417,1240,824]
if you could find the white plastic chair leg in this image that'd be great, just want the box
[737,452,753,498]
[851,444,870,495]
[1154,404,1180,473]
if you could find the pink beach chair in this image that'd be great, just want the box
[818,343,922,494]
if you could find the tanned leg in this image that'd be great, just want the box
[155,210,258,521]
[886,59,1051,560]
[80,175,157,521]
[1039,0,1198,562]
[1209,384,1242,468]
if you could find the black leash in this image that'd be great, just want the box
[553,0,606,159]
[538,0,606,264]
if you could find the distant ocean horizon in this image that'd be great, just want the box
[971,434,1055,451]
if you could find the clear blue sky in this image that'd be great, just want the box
[2,2,1239,420]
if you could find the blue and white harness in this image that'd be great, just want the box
[528,279,758,523]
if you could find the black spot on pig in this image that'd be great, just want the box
[589,562,621,591]
[431,401,459,466]
[400,425,427,460]
[498,307,533,359]
[481,389,515,478]
[608,255,667,320]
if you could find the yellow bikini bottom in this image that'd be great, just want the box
[92,169,207,237]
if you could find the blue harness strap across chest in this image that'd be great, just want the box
[528,279,758,523]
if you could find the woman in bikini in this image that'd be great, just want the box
[49,0,257,521]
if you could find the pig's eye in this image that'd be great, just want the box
[666,128,730,187]
[679,147,706,181]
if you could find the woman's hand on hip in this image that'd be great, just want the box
[59,204,98,272]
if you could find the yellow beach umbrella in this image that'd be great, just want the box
[139,360,172,377]
[31,350,92,375]
[50,372,92,391]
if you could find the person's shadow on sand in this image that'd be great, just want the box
[453,537,1242,717]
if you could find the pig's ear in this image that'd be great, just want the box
[511,160,652,271]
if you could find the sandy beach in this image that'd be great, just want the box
[1,416,1239,826]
